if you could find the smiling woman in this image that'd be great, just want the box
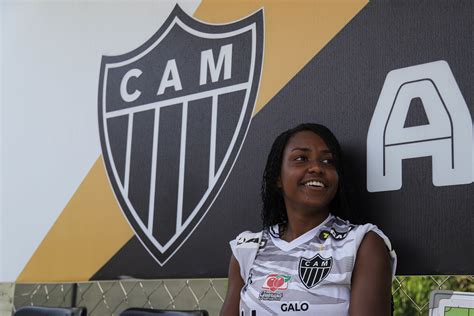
[220,123,397,316]
[277,130,339,232]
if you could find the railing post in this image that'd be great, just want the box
[71,283,78,308]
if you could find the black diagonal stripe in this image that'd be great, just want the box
[300,266,309,282]
[129,109,155,226]
[301,267,310,285]
[306,267,318,286]
[215,90,247,170]
[106,115,129,185]
[183,97,212,222]
[324,267,330,279]
[313,268,323,287]
[152,104,181,245]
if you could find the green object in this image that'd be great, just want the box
[444,307,474,316]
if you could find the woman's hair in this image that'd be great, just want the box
[261,123,351,235]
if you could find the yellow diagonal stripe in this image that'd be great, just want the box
[17,158,134,282]
[194,0,368,115]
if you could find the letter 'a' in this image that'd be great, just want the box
[367,60,472,192]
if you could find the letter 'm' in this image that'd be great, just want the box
[200,44,233,85]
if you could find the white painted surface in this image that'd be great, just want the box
[0,0,200,282]
[0,283,13,316]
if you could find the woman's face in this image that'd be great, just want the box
[278,130,339,216]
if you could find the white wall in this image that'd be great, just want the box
[0,0,200,282]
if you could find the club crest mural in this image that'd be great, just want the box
[98,6,264,265]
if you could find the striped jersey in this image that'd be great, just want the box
[230,214,397,316]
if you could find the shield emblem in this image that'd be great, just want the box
[299,254,333,289]
[98,5,263,265]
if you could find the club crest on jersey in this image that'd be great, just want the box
[98,5,264,265]
[299,254,332,289]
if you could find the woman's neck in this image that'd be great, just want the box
[282,210,330,242]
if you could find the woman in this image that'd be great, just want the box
[220,123,397,315]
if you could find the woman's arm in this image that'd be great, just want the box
[349,231,393,316]
[220,255,244,316]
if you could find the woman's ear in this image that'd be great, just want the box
[276,177,282,188]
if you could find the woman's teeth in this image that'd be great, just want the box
[304,180,325,188]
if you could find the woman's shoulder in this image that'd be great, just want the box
[229,230,265,281]
[231,230,264,248]
[331,215,388,239]
[333,217,397,277]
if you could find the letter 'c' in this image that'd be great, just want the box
[120,68,142,102]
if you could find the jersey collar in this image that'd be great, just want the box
[271,214,333,251]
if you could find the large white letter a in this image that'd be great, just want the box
[367,60,472,192]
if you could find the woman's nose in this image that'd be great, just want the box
[307,160,323,174]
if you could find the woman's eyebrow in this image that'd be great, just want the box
[290,147,310,152]
[290,147,333,154]
[320,149,333,154]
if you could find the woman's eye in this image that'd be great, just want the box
[321,159,335,165]
[295,156,307,162]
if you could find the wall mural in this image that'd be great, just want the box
[7,0,472,282]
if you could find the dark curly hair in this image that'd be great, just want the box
[261,123,351,236]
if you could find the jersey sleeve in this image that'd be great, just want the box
[229,231,262,281]
[354,224,397,278]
